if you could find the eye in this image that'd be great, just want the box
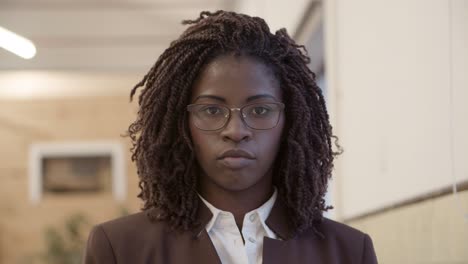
[251,106,270,115]
[201,105,223,115]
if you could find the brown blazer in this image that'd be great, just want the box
[83,197,378,264]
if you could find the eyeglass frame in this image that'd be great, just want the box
[186,101,285,131]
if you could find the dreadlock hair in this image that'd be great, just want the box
[127,10,342,237]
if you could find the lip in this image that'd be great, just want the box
[217,149,255,160]
[217,149,255,170]
[218,157,254,170]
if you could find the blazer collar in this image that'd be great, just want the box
[192,197,214,238]
[264,196,295,240]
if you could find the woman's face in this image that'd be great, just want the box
[189,54,285,194]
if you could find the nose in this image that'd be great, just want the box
[220,110,252,142]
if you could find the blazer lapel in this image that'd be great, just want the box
[189,230,222,264]
[264,197,294,240]
[188,198,222,264]
[262,235,327,264]
[263,197,296,264]
[263,197,325,264]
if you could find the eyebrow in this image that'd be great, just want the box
[194,94,278,103]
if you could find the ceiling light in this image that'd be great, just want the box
[0,26,36,59]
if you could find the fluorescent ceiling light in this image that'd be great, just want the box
[0,26,36,59]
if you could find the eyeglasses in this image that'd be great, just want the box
[187,102,285,131]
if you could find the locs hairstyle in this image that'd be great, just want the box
[127,10,341,236]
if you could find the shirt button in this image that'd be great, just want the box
[248,237,256,243]
[249,214,256,222]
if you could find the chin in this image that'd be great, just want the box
[222,182,255,192]
[214,172,260,192]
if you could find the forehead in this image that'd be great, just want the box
[190,55,281,104]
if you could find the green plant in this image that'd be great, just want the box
[39,214,89,264]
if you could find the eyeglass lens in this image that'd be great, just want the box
[190,103,282,130]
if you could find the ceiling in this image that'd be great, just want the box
[0,0,233,72]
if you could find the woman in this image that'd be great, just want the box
[83,10,378,264]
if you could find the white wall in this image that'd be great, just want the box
[235,0,311,35]
[325,0,468,219]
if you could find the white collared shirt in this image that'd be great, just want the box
[198,189,279,264]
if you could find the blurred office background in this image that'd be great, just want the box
[0,0,467,263]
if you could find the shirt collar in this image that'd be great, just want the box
[198,188,278,233]
[198,194,222,232]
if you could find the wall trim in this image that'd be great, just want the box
[344,181,468,223]
[28,141,127,204]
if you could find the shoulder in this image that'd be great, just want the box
[83,210,174,264]
[319,217,367,239]
[98,210,159,235]
[93,209,173,244]
[312,218,378,263]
